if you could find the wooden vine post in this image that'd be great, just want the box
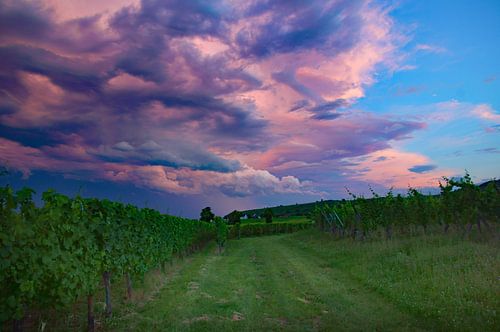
[87,294,95,332]
[103,271,112,317]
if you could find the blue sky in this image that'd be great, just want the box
[362,0,500,182]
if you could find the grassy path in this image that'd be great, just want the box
[107,234,435,331]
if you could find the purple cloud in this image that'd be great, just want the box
[235,0,363,58]
[0,0,436,200]
[0,1,116,54]
[93,140,241,172]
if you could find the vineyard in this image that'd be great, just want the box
[228,221,313,239]
[0,187,219,331]
[1,173,499,331]
[311,173,499,240]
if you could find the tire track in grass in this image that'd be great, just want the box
[246,236,322,331]
[180,235,320,331]
[176,238,264,331]
[111,240,275,331]
[109,234,426,331]
[270,235,425,331]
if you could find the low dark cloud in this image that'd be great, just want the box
[311,112,342,121]
[309,100,348,113]
[373,156,387,162]
[0,45,104,93]
[408,164,437,174]
[93,140,241,172]
[0,124,60,148]
[308,99,348,120]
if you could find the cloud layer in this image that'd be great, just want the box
[3,0,492,200]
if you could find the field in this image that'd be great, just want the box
[240,215,309,224]
[103,229,499,331]
[237,202,338,219]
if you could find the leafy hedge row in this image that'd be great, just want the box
[228,221,313,239]
[0,186,215,328]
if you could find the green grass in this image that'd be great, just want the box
[105,229,499,331]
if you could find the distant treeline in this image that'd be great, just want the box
[239,179,499,218]
[238,200,340,218]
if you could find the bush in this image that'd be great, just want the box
[228,221,312,238]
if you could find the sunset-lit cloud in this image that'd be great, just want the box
[344,148,450,188]
[1,0,499,215]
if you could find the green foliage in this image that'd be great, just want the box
[214,217,228,252]
[263,208,273,223]
[238,199,340,218]
[227,210,241,225]
[0,187,216,324]
[200,206,215,222]
[228,221,312,238]
[311,172,499,240]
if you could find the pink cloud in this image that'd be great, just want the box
[106,73,159,91]
[472,104,500,122]
[0,72,94,128]
[415,43,447,54]
[394,101,500,124]
[344,148,455,188]
[44,0,140,22]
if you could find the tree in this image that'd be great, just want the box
[227,210,241,225]
[200,207,214,222]
[263,208,273,223]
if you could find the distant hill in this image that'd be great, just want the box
[236,179,498,218]
[236,199,340,218]
[478,179,500,190]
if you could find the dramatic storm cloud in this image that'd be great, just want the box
[1,0,499,216]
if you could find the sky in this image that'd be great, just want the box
[0,0,499,217]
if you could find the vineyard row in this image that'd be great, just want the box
[0,187,220,330]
